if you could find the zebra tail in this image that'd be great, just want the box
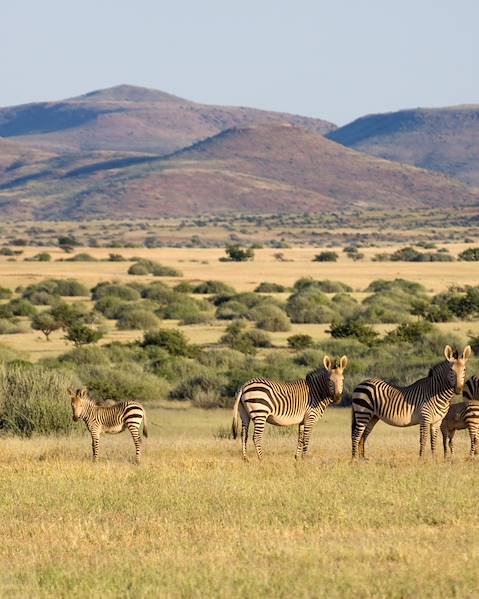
[142,409,148,438]
[231,386,243,440]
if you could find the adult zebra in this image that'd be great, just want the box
[68,388,148,464]
[351,345,471,459]
[441,376,479,457]
[232,355,347,460]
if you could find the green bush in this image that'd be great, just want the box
[313,251,338,262]
[254,282,286,293]
[294,278,352,293]
[328,319,379,346]
[366,279,426,294]
[174,281,195,293]
[220,321,257,355]
[385,321,434,344]
[128,260,182,277]
[117,309,161,330]
[252,305,291,332]
[94,296,129,319]
[245,329,272,348]
[65,323,103,346]
[31,312,61,340]
[26,252,52,262]
[169,369,227,407]
[223,245,254,262]
[0,318,29,334]
[50,302,92,328]
[92,282,141,301]
[65,253,97,262]
[8,299,37,317]
[287,334,315,350]
[141,328,199,357]
[286,289,336,323]
[193,280,235,294]
[216,300,250,320]
[0,286,12,299]
[0,363,78,436]
[459,247,479,261]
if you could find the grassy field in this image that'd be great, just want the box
[1,405,479,598]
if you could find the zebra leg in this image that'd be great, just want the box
[448,429,456,456]
[359,416,379,460]
[90,429,100,462]
[295,423,305,460]
[468,427,477,458]
[441,426,448,458]
[239,404,250,461]
[430,424,440,458]
[352,411,369,460]
[128,424,142,464]
[252,416,267,461]
[301,422,314,458]
[419,421,429,458]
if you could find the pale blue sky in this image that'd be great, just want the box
[1,0,478,125]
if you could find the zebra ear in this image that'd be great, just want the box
[340,355,348,370]
[323,355,332,370]
[463,345,472,361]
[444,345,454,362]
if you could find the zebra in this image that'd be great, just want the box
[441,376,479,457]
[351,345,472,460]
[68,388,148,464]
[231,355,347,460]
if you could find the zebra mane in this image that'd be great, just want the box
[427,360,451,378]
[305,367,328,383]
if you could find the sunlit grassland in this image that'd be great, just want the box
[1,406,479,598]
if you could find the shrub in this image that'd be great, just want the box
[31,312,61,341]
[385,321,434,344]
[193,280,236,294]
[174,281,195,293]
[293,277,352,293]
[313,251,338,262]
[141,329,199,357]
[0,286,12,299]
[220,321,257,355]
[53,279,89,296]
[8,298,37,317]
[169,370,227,407]
[286,289,336,323]
[50,302,92,328]
[366,279,426,294]
[128,260,182,277]
[216,300,250,320]
[252,305,291,332]
[108,253,126,262]
[117,309,161,330]
[245,329,272,348]
[328,319,379,346]
[92,282,141,301]
[26,252,51,262]
[254,282,286,293]
[459,247,479,261]
[287,334,315,350]
[65,253,97,262]
[0,363,78,436]
[223,245,255,262]
[0,318,29,335]
[65,323,103,346]
[94,296,128,319]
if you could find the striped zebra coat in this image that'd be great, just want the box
[441,376,479,457]
[351,345,471,459]
[232,355,347,460]
[68,388,148,464]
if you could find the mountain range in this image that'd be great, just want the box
[0,85,477,220]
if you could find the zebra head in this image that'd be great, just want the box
[444,345,472,394]
[68,387,89,421]
[323,355,348,402]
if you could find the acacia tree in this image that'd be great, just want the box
[31,312,61,341]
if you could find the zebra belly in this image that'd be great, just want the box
[267,414,303,426]
[378,407,419,427]
[104,423,126,434]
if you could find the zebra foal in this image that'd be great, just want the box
[68,388,148,464]
[351,345,471,459]
[441,376,479,457]
[232,355,347,460]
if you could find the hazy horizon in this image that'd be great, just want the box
[2,0,478,125]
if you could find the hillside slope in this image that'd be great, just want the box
[328,106,479,186]
[0,124,476,220]
[0,84,336,155]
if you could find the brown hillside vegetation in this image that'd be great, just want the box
[328,105,479,186]
[0,84,335,155]
[0,124,477,219]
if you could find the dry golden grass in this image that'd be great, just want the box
[1,244,477,293]
[1,406,479,598]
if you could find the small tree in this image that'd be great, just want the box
[459,247,479,261]
[65,323,103,346]
[224,245,255,262]
[313,251,338,262]
[31,312,61,341]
